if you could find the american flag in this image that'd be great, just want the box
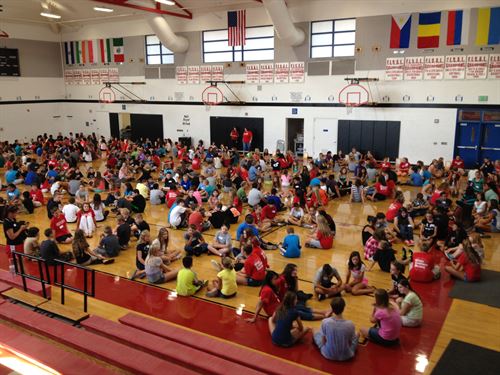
[228,10,246,46]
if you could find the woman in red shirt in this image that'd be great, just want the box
[50,207,73,243]
[247,271,280,323]
[445,240,481,282]
[397,157,410,176]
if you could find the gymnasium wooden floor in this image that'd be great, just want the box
[1,159,499,374]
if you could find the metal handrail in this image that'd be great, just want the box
[11,251,51,299]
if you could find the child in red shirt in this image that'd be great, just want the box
[237,245,265,286]
[50,207,73,243]
[445,241,481,282]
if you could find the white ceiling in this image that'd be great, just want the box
[0,0,274,25]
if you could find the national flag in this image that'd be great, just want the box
[84,40,99,64]
[112,38,125,63]
[99,38,112,63]
[446,10,470,46]
[228,10,246,46]
[418,11,441,48]
[476,7,500,45]
[64,41,74,65]
[75,41,82,64]
[390,14,411,48]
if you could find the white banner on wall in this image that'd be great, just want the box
[211,65,224,81]
[423,56,445,80]
[275,62,289,83]
[444,55,466,80]
[488,54,500,79]
[73,70,83,85]
[176,66,188,85]
[290,61,305,83]
[188,65,200,84]
[200,65,212,82]
[385,57,404,81]
[466,54,488,80]
[246,63,260,84]
[404,56,424,80]
[91,69,100,85]
[99,68,109,84]
[108,68,119,83]
[82,69,91,85]
[260,63,274,83]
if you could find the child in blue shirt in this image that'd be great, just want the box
[408,166,424,186]
[280,227,301,258]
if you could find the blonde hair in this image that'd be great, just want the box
[316,216,332,236]
[138,230,151,245]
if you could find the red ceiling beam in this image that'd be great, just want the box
[93,0,192,19]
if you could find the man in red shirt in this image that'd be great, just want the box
[237,245,265,286]
[242,128,253,152]
[188,207,211,232]
[230,127,239,148]
[50,207,73,243]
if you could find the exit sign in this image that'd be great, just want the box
[478,95,488,102]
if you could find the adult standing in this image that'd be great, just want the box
[242,128,253,152]
[313,297,358,361]
[230,127,239,149]
[3,206,28,255]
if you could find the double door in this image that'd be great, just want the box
[455,110,500,168]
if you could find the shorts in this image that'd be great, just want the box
[247,277,263,287]
[56,234,72,243]
[401,316,422,327]
[215,290,237,299]
[368,327,399,346]
[308,239,322,248]
[295,304,314,321]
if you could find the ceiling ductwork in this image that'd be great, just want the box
[262,0,304,46]
[146,15,189,53]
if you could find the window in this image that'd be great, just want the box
[310,18,356,58]
[145,35,174,65]
[202,25,274,63]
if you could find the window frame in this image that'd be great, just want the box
[202,25,275,63]
[144,35,174,65]
[310,18,356,59]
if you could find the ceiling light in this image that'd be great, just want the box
[93,6,114,13]
[155,0,176,5]
[40,12,61,19]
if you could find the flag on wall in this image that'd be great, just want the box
[228,10,246,46]
[390,14,412,48]
[418,12,441,48]
[113,38,125,63]
[64,41,74,65]
[446,10,469,46]
[476,7,500,45]
[99,38,112,63]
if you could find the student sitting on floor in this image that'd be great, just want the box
[247,271,281,323]
[313,297,358,361]
[269,291,311,348]
[145,241,179,284]
[115,214,131,250]
[368,241,397,273]
[445,239,482,282]
[50,207,73,244]
[345,251,375,296]
[72,229,114,266]
[95,226,121,258]
[206,257,238,299]
[76,202,97,238]
[184,224,209,256]
[396,279,423,327]
[409,242,441,283]
[359,289,401,347]
[313,264,344,301]
[40,228,73,265]
[207,224,232,257]
[279,227,301,258]
[176,256,206,296]
[236,244,266,286]
[305,216,334,250]
[131,230,152,280]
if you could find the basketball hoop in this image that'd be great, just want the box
[99,86,116,104]
[202,85,224,106]
[339,83,370,115]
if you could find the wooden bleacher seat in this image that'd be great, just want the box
[0,323,116,374]
[2,288,48,307]
[38,301,89,323]
[0,302,198,375]
[119,313,320,375]
[0,269,51,297]
[82,315,264,375]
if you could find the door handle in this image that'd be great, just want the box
[457,146,476,149]
[481,147,500,151]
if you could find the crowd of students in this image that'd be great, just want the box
[1,132,498,361]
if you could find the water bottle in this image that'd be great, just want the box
[8,259,16,277]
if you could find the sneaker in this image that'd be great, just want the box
[318,294,325,301]
[210,259,222,272]
[102,259,115,265]
[409,249,414,262]
[401,248,407,261]
[130,270,138,280]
